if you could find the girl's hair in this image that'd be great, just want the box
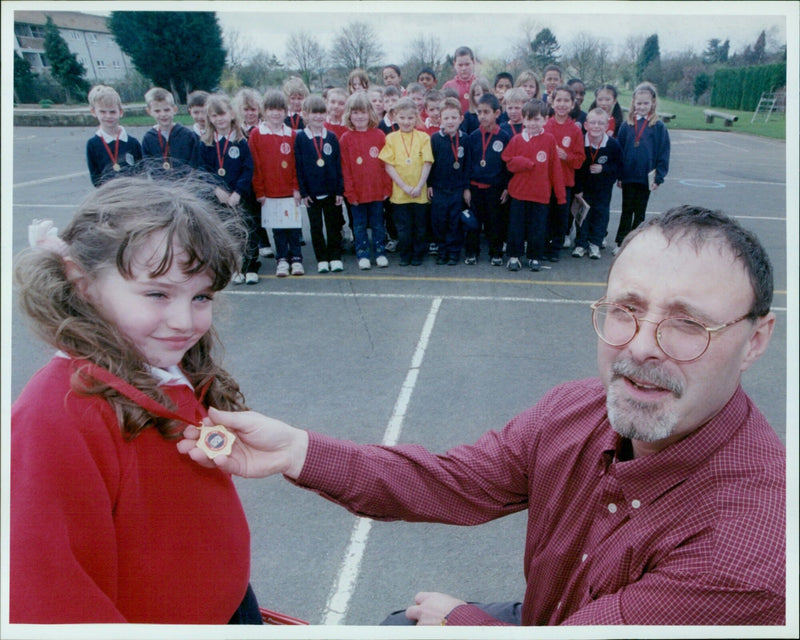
[347,68,370,93]
[15,176,248,440]
[590,84,623,134]
[302,94,327,115]
[628,81,659,126]
[343,92,379,129]
[201,94,245,145]
[282,76,309,98]
[468,77,492,111]
[514,70,540,98]
[233,87,262,123]
[263,89,288,112]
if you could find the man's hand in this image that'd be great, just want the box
[177,407,309,479]
[404,591,466,625]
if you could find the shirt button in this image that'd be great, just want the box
[581,553,588,562]
[631,499,641,509]
[556,601,562,609]
[607,503,617,513]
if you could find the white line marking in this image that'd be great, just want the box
[321,297,442,625]
[13,171,89,188]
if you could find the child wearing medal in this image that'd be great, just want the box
[10,176,262,624]
[340,92,391,269]
[499,87,527,138]
[141,87,200,174]
[379,97,434,266]
[428,97,471,266]
[294,95,345,273]
[86,85,142,187]
[588,84,624,138]
[612,82,670,254]
[199,94,259,284]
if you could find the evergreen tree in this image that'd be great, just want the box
[636,34,660,81]
[109,11,226,103]
[752,30,766,64]
[14,51,38,103]
[530,28,560,67]
[43,16,90,102]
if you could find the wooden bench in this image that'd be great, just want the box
[704,109,738,126]
[621,107,676,123]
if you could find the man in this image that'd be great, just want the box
[180,206,784,625]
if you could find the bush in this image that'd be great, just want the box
[711,62,786,110]
[39,99,54,109]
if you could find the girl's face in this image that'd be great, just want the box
[288,93,305,113]
[520,81,538,99]
[552,91,574,118]
[306,110,327,131]
[85,233,215,368]
[570,83,585,107]
[595,89,616,113]
[350,77,365,93]
[209,108,233,135]
[349,109,370,131]
[383,67,401,87]
[471,85,485,104]
[242,104,260,126]
[634,91,654,118]
[395,108,418,132]
[369,92,385,116]
[264,108,286,129]
[327,94,346,120]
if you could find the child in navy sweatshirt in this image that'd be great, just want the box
[295,95,345,273]
[141,87,199,174]
[86,85,142,187]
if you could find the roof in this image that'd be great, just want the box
[13,10,110,33]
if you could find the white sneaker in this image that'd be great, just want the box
[245,272,259,284]
[259,247,274,257]
[330,260,344,272]
[563,235,572,249]
[275,260,290,277]
[317,261,330,273]
[358,258,371,270]
[506,257,521,271]
[611,246,621,256]
[385,239,398,253]
[231,272,245,285]
[291,261,305,276]
[571,246,586,258]
[601,238,607,248]
[588,244,601,260]
[376,255,389,268]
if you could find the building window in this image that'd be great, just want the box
[70,30,80,39]
[89,33,98,43]
[112,60,121,69]
[29,25,46,38]
[96,59,106,69]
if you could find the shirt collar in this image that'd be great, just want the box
[258,122,292,136]
[303,127,328,139]
[96,126,129,143]
[584,132,609,149]
[521,129,543,142]
[54,351,193,389]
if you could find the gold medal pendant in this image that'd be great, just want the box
[218,168,226,177]
[281,160,288,169]
[196,424,236,459]
[453,162,460,170]
[113,163,121,172]
[163,161,171,170]
[480,159,487,167]
[356,156,363,165]
[316,158,325,167]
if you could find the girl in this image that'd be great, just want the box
[368,86,386,121]
[613,81,671,253]
[199,94,259,284]
[567,78,587,128]
[515,70,540,101]
[10,177,261,624]
[340,93,392,269]
[382,64,404,93]
[348,68,370,94]
[462,77,492,134]
[379,97,434,266]
[589,84,623,137]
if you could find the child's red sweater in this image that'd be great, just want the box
[248,123,298,198]
[339,127,392,204]
[544,117,585,188]
[501,130,566,204]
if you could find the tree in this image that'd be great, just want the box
[530,28,560,68]
[329,21,384,72]
[693,73,711,103]
[402,34,444,80]
[109,11,226,103]
[238,51,287,90]
[751,30,767,64]
[14,51,38,103]
[636,34,663,90]
[285,31,325,89]
[43,16,90,101]
[563,32,612,87]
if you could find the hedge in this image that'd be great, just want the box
[711,62,786,111]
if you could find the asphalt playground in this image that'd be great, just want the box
[5,124,793,632]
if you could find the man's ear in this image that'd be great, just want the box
[63,257,92,300]
[740,312,776,373]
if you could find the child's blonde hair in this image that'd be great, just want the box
[88,85,122,110]
[343,92,379,129]
[15,176,247,440]
[347,68,370,93]
[233,87,262,126]
[302,94,327,114]
[144,87,175,106]
[514,70,540,98]
[326,87,348,103]
[502,87,528,106]
[391,96,418,118]
[202,94,245,145]
[628,81,659,126]
[586,107,610,123]
[282,76,309,98]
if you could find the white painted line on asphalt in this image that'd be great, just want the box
[321,297,442,625]
[13,171,89,188]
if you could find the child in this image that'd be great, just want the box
[428,97,471,265]
[515,70,540,101]
[541,64,563,105]
[406,82,427,119]
[340,93,392,269]
[493,72,514,110]
[461,77,492,134]
[249,90,304,277]
[442,46,478,113]
[11,176,260,624]
[501,99,565,272]
[283,76,309,130]
[295,95,345,273]
[417,67,437,91]
[187,90,209,137]
[567,78,587,128]
[368,87,386,120]
[198,94,259,284]
[379,97,434,266]
[543,84,585,259]
[141,87,199,172]
[613,82,670,253]
[500,87,527,137]
[382,64,404,93]
[348,68,370,94]
[572,108,622,260]
[86,85,142,187]
[234,87,263,135]
[590,84,623,137]
[378,86,402,134]
[464,93,510,265]
[422,89,444,135]
[325,87,349,139]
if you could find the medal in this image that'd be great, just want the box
[281,160,288,169]
[218,168,226,177]
[158,129,171,170]
[405,158,412,165]
[101,129,121,172]
[113,163,121,172]
[463,93,469,100]
[356,156,363,165]
[312,134,326,168]
[163,161,171,170]
[215,133,231,177]
[480,159,486,167]
[196,424,236,459]
[449,132,461,172]
[453,162,460,170]
[316,158,325,167]
[400,131,415,167]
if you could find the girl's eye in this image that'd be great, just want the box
[194,293,214,303]
[146,291,167,299]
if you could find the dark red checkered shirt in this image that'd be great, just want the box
[296,379,785,625]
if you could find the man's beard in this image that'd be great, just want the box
[606,358,685,443]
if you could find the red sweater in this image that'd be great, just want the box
[501,131,566,204]
[248,123,298,198]
[339,127,392,204]
[443,75,477,113]
[543,117,585,187]
[10,357,251,623]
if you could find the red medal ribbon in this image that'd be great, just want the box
[479,126,497,164]
[157,129,171,164]
[100,130,120,166]
[311,133,325,162]
[400,131,415,161]
[449,131,461,165]
[215,133,231,172]
[290,114,301,129]
[634,118,647,145]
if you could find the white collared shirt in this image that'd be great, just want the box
[96,126,129,143]
[584,132,609,149]
[54,351,193,389]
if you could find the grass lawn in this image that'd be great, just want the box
[616,91,785,140]
[121,114,196,127]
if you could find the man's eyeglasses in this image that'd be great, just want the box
[590,299,753,363]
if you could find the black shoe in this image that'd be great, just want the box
[436,256,447,265]
[548,253,560,263]
[399,258,411,266]
[447,256,458,266]
[411,258,423,266]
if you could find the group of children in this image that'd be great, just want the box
[85,45,670,278]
